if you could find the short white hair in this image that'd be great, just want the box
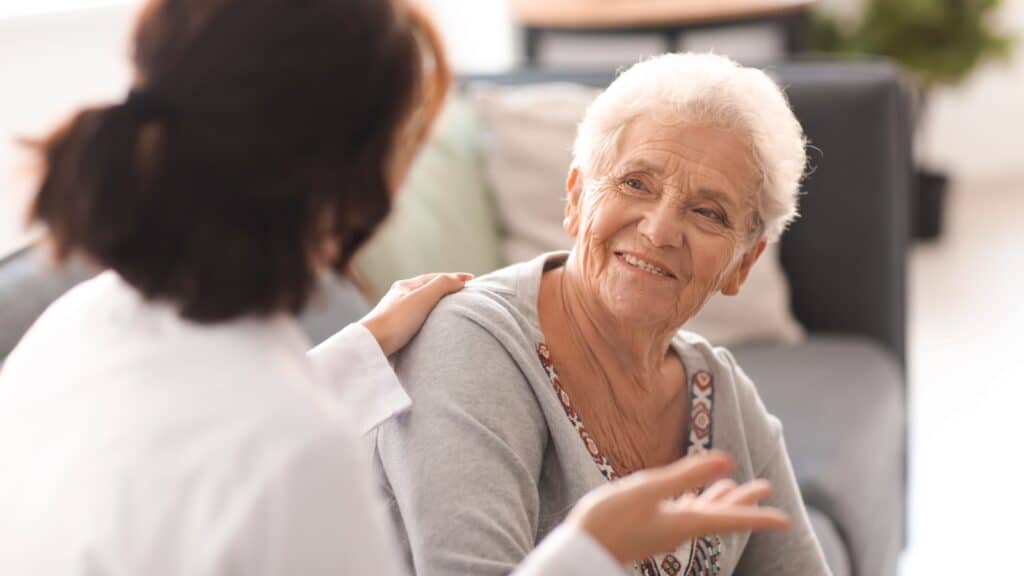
[572,52,807,242]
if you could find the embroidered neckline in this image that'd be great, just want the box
[535,341,722,576]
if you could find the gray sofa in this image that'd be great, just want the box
[0,60,909,576]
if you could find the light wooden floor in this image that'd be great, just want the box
[901,177,1024,574]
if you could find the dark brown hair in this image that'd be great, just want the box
[30,0,450,322]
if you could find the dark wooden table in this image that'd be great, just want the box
[512,0,818,66]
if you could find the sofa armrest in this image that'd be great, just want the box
[770,60,912,368]
[0,243,97,362]
[733,337,906,576]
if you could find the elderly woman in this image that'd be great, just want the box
[373,53,830,576]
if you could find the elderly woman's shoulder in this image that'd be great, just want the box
[401,261,540,364]
[390,263,547,422]
[674,329,781,442]
[673,329,753,386]
[674,329,729,361]
[427,282,514,325]
[422,260,538,329]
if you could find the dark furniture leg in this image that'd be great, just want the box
[783,10,811,54]
[524,27,541,67]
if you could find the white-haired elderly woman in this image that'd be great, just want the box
[372,53,831,576]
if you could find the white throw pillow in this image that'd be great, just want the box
[471,83,804,346]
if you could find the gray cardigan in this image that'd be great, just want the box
[372,252,830,576]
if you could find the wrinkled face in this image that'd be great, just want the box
[565,115,767,329]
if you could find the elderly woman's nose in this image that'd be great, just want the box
[637,202,685,248]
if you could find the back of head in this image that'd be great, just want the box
[30,0,449,322]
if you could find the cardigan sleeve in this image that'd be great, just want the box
[371,300,623,576]
[373,307,553,576]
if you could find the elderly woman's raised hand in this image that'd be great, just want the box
[566,451,790,565]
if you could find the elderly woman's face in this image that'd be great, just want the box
[564,115,766,328]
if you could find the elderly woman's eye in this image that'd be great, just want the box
[695,207,726,223]
[624,178,646,192]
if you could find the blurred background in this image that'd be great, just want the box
[1,1,1022,574]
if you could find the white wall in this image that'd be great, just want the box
[919,0,1024,181]
[0,1,140,254]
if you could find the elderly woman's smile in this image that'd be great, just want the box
[613,251,676,278]
[564,116,763,328]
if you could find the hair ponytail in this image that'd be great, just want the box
[31,100,158,262]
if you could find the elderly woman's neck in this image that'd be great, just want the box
[539,264,680,387]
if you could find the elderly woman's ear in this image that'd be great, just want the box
[563,167,584,237]
[720,237,768,296]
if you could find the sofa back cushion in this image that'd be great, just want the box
[353,97,504,298]
[470,83,595,264]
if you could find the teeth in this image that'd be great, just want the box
[621,253,669,276]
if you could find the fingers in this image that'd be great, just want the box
[697,478,771,508]
[686,507,791,534]
[395,273,443,291]
[414,272,473,301]
[631,451,734,502]
[698,478,738,503]
[397,272,474,293]
[716,479,773,507]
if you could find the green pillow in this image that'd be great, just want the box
[353,96,503,300]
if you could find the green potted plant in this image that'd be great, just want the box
[812,0,1013,240]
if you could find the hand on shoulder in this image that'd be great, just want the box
[359,272,473,356]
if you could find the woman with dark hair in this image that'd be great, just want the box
[0,1,789,575]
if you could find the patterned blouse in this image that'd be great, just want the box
[537,342,722,576]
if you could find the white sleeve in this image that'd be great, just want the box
[307,323,411,435]
[513,525,630,576]
[235,430,407,576]
[236,431,626,576]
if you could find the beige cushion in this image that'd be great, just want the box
[471,83,804,346]
[353,97,504,298]
[472,83,595,264]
